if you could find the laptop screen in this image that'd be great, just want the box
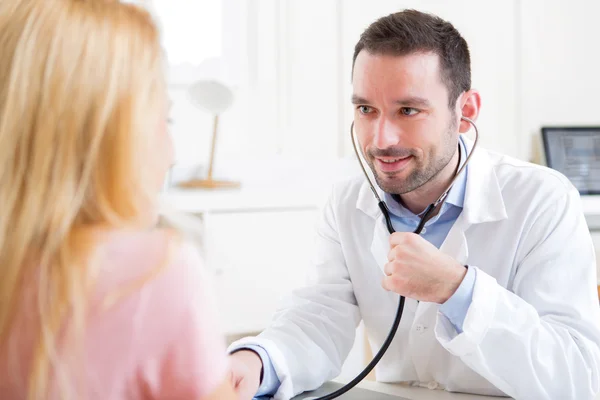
[542,127,600,195]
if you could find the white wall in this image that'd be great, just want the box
[519,0,600,163]
[164,1,600,178]
[162,1,600,182]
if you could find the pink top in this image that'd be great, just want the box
[0,229,228,399]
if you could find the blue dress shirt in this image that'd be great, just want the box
[241,138,476,399]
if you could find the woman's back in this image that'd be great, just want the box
[0,229,228,399]
[0,1,236,398]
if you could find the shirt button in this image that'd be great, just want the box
[421,227,427,233]
[427,381,439,390]
[414,324,426,333]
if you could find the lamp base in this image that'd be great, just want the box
[177,178,241,190]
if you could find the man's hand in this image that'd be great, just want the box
[228,350,263,400]
[383,232,467,303]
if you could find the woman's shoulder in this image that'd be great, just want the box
[90,227,209,323]
[96,227,203,282]
[91,226,217,342]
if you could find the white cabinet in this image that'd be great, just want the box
[161,177,334,337]
[519,0,600,161]
[204,209,319,335]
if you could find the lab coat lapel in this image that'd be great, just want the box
[459,137,508,225]
[437,137,509,262]
[440,216,470,265]
[355,180,391,274]
[370,214,391,274]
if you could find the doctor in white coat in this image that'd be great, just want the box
[227,10,600,400]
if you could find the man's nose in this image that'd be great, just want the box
[373,118,399,149]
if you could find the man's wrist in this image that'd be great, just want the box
[438,265,477,333]
[230,348,264,384]
[439,263,468,304]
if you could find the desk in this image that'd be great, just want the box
[292,381,506,400]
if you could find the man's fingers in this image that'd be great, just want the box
[382,276,393,292]
[383,261,393,276]
[389,231,413,246]
[229,369,241,388]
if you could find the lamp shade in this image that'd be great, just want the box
[188,80,234,115]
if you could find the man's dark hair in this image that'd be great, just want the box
[352,9,471,108]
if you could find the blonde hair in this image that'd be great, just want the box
[0,0,167,398]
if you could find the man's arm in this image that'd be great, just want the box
[436,187,600,400]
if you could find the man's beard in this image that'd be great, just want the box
[366,117,458,195]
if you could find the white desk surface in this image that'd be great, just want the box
[293,380,506,399]
[353,381,504,400]
[581,195,600,215]
[351,380,600,400]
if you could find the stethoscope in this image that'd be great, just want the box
[306,116,479,400]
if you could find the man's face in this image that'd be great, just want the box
[352,51,459,195]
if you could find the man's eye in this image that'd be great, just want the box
[358,106,373,114]
[400,107,419,116]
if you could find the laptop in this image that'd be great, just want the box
[541,127,600,230]
[541,126,600,195]
[291,381,409,400]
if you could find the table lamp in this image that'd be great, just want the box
[178,80,240,189]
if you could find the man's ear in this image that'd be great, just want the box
[458,90,481,133]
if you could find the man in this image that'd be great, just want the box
[228,9,600,400]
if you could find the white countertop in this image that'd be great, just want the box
[162,157,360,213]
[293,380,507,400]
[582,195,600,215]
[356,381,505,399]
[161,186,329,213]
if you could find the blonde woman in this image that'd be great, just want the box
[0,0,235,399]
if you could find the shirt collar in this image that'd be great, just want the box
[383,136,468,218]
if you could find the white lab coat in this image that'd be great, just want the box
[230,139,600,400]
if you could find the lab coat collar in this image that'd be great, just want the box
[356,136,508,226]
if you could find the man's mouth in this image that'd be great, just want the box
[375,156,413,173]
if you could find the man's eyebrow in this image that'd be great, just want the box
[351,95,370,105]
[351,95,432,108]
[394,97,432,108]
